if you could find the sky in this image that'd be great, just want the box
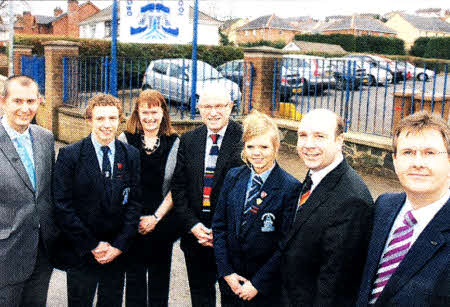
[10,0,449,21]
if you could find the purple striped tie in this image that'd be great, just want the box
[369,210,417,304]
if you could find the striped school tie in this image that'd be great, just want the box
[298,173,312,209]
[243,174,263,215]
[202,134,219,213]
[369,210,417,304]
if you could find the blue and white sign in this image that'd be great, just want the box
[120,0,190,43]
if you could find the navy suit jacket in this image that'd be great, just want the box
[53,136,142,267]
[212,164,301,295]
[357,193,450,306]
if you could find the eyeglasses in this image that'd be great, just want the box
[198,103,229,111]
[397,149,448,162]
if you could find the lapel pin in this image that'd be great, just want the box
[118,163,123,170]
[430,241,438,246]
[261,191,267,199]
[256,198,263,205]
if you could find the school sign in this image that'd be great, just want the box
[120,0,190,43]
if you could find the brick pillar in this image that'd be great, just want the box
[37,40,80,137]
[12,45,33,76]
[243,47,283,115]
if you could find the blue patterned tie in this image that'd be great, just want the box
[14,135,36,190]
[101,146,112,204]
[243,175,263,216]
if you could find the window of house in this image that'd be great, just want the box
[90,24,96,38]
[279,30,283,35]
[253,30,256,35]
[368,31,372,35]
[105,21,112,38]
[245,30,249,36]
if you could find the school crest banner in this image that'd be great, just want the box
[120,0,190,43]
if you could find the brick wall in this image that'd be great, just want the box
[236,28,298,44]
[52,17,69,36]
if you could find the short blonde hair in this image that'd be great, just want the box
[241,110,281,164]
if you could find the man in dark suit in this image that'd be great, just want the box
[0,76,57,307]
[357,111,450,306]
[53,94,141,307]
[172,86,243,306]
[280,109,374,306]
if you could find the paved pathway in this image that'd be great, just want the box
[47,144,403,306]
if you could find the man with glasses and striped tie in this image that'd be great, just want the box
[280,109,374,307]
[357,111,450,306]
[172,86,243,307]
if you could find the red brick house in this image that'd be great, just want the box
[235,14,300,44]
[14,0,99,37]
[322,15,397,37]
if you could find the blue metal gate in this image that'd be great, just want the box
[21,55,45,95]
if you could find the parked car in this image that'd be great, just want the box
[280,55,336,100]
[343,54,398,84]
[216,59,245,89]
[393,61,435,81]
[142,59,241,108]
[324,58,366,91]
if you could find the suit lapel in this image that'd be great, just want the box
[30,126,44,196]
[111,139,126,204]
[377,198,450,305]
[234,167,251,237]
[284,160,347,245]
[213,121,235,191]
[194,126,207,195]
[239,164,282,239]
[0,122,34,192]
[80,136,102,186]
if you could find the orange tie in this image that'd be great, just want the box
[298,173,312,208]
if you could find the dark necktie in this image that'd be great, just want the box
[242,174,263,226]
[202,134,219,213]
[101,146,112,203]
[298,173,312,209]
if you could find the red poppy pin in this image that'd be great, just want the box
[261,191,267,199]
[117,163,123,170]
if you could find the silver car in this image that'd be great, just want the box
[142,58,241,107]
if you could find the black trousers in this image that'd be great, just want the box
[182,243,218,307]
[0,239,53,307]
[66,256,124,307]
[125,240,174,307]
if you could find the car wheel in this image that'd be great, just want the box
[335,78,344,90]
[368,75,377,86]
[417,73,428,82]
[142,84,151,91]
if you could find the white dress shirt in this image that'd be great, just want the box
[309,153,344,193]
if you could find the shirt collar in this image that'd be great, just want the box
[207,124,228,140]
[1,115,31,141]
[309,153,343,189]
[250,161,276,185]
[91,134,115,154]
[406,189,450,225]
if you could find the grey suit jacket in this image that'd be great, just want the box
[0,122,56,287]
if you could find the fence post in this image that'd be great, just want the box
[243,47,283,115]
[12,45,32,76]
[38,40,80,137]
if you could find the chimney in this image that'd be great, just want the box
[54,7,63,17]
[68,0,79,13]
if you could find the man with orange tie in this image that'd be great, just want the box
[280,109,374,306]
[357,111,450,306]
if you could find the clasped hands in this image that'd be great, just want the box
[191,223,213,247]
[91,241,122,265]
[224,273,258,301]
[139,215,158,235]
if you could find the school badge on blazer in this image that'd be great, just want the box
[261,213,275,232]
[122,187,130,205]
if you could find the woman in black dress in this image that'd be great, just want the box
[119,89,180,307]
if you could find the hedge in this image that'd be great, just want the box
[13,34,244,67]
[293,34,406,55]
[238,40,287,49]
[409,37,431,58]
[423,37,450,60]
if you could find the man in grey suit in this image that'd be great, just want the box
[0,76,57,306]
